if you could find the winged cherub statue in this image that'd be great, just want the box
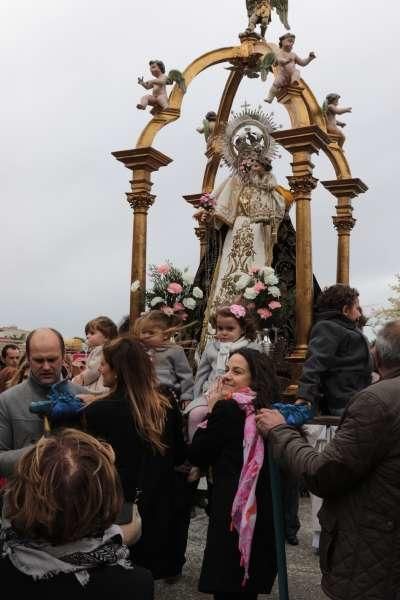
[137,60,186,113]
[245,0,290,38]
[322,93,352,148]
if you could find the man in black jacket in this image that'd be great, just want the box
[297,284,372,416]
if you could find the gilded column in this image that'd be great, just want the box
[322,178,368,285]
[182,193,208,260]
[112,147,172,326]
[287,170,318,357]
[272,126,331,363]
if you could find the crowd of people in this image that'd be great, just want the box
[0,283,399,600]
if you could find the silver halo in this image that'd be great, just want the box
[221,106,280,176]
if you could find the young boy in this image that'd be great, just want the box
[297,284,372,415]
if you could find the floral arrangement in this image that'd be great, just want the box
[198,192,216,211]
[235,265,282,325]
[145,262,203,321]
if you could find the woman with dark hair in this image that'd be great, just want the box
[188,347,279,600]
[0,429,153,598]
[83,337,187,580]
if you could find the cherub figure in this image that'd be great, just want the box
[137,60,186,113]
[196,111,217,143]
[245,0,289,39]
[264,33,316,103]
[323,93,352,148]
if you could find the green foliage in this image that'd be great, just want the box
[374,274,400,320]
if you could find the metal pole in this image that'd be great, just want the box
[268,445,290,600]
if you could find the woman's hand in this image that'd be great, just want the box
[76,393,97,406]
[255,409,285,437]
[206,377,224,412]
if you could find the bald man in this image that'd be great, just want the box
[0,328,86,477]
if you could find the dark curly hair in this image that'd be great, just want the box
[316,284,359,313]
[230,347,280,411]
[211,304,257,341]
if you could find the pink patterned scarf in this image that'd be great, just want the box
[230,387,265,586]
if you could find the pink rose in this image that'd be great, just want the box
[230,304,246,319]
[178,311,188,321]
[257,308,272,319]
[268,301,282,310]
[254,281,266,292]
[167,282,183,294]
[173,302,184,312]
[156,263,171,275]
[161,306,174,316]
[249,266,260,274]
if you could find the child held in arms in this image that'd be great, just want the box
[137,310,194,409]
[185,304,260,443]
[73,316,117,393]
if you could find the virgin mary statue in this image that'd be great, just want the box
[202,109,292,308]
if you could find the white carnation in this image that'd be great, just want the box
[130,280,140,292]
[268,286,281,298]
[243,286,258,300]
[264,273,279,286]
[183,297,196,310]
[262,266,275,276]
[150,296,164,307]
[192,287,203,299]
[236,274,252,291]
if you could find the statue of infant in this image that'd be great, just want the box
[323,93,352,148]
[264,33,316,103]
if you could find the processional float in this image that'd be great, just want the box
[112,0,367,389]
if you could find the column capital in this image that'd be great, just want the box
[112,146,172,172]
[321,177,368,199]
[287,174,318,195]
[126,193,155,212]
[272,125,331,155]
[332,215,356,234]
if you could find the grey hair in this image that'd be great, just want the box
[375,320,400,369]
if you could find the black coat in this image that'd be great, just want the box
[188,400,277,594]
[84,390,186,579]
[297,311,372,414]
[0,557,153,599]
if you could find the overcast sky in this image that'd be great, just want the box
[1,0,398,337]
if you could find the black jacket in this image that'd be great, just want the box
[297,311,372,414]
[0,558,153,599]
[188,400,277,594]
[84,390,186,579]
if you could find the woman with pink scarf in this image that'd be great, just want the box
[188,348,279,599]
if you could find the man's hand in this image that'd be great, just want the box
[255,409,285,437]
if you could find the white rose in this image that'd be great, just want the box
[150,296,164,307]
[131,280,140,292]
[268,286,281,298]
[264,273,279,286]
[183,297,196,310]
[192,287,203,299]
[243,286,259,300]
[236,274,252,291]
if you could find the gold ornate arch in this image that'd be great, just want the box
[113,34,367,364]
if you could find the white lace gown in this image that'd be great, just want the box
[210,172,286,307]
